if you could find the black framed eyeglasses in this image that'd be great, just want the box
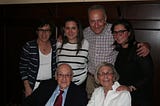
[38,29,51,33]
[98,71,113,77]
[112,30,128,36]
[57,73,72,78]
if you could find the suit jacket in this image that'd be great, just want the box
[22,79,88,106]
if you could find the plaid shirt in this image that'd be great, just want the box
[83,23,118,74]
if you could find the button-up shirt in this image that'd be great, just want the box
[87,81,131,106]
[83,23,118,74]
[45,86,68,106]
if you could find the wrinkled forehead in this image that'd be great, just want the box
[98,66,113,73]
[57,64,72,74]
[89,9,106,18]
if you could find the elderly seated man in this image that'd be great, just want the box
[22,63,88,106]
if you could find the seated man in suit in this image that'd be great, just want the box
[22,63,88,106]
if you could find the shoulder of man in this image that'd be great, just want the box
[67,82,88,104]
[106,23,112,30]
[83,26,91,34]
[68,82,83,92]
[39,79,57,88]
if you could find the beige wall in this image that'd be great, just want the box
[0,0,150,4]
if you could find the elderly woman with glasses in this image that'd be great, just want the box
[87,62,131,106]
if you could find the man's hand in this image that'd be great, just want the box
[116,85,136,92]
[137,42,150,57]
[116,85,130,91]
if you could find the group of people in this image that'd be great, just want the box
[19,4,154,106]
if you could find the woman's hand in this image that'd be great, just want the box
[24,80,32,97]
[25,85,32,97]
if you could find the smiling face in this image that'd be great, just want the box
[97,66,114,89]
[55,64,73,90]
[64,21,78,43]
[37,24,51,42]
[113,24,130,47]
[89,9,106,34]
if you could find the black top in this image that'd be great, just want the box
[115,43,154,105]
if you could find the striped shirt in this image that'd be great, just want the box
[83,23,118,75]
[57,39,89,85]
[19,39,56,89]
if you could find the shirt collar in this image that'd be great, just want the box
[56,85,69,94]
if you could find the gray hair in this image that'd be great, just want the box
[94,62,119,84]
[88,5,107,19]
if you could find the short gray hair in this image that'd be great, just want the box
[94,62,119,84]
[88,5,107,19]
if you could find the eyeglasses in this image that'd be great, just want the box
[112,30,128,36]
[38,29,51,33]
[57,73,72,78]
[98,71,113,77]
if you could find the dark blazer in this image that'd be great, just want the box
[22,79,87,106]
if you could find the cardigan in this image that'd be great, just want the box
[19,39,56,89]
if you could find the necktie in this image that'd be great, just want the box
[54,90,64,106]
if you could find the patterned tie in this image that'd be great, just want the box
[54,90,64,106]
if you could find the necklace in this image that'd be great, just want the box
[38,40,51,55]
[41,45,51,54]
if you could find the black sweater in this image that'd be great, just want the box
[115,43,154,105]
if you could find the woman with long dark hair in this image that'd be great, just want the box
[57,17,89,91]
[111,19,154,106]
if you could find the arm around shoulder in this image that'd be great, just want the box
[137,42,151,57]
